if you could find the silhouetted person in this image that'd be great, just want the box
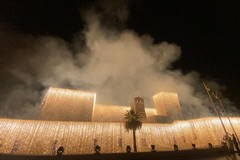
[226,136,234,154]
[57,146,64,155]
[232,134,240,152]
[52,140,58,155]
[173,144,178,151]
[151,145,156,152]
[126,145,131,153]
[221,135,227,148]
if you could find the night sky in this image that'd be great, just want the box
[0,0,240,111]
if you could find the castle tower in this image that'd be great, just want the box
[131,97,147,120]
[41,87,96,121]
[153,92,183,121]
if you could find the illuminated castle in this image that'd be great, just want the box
[0,87,239,155]
[40,87,183,122]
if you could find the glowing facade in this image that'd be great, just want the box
[0,117,239,154]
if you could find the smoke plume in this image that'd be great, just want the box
[0,2,238,119]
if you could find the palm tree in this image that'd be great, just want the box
[124,109,142,152]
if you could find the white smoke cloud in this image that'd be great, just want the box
[0,8,238,119]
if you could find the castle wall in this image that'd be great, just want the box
[0,117,239,155]
[145,108,157,117]
[41,87,96,121]
[92,105,130,122]
[92,105,157,122]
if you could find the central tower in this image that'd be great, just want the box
[131,97,147,121]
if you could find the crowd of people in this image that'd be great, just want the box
[221,133,240,155]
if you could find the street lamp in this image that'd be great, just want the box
[202,82,229,138]
[213,92,240,144]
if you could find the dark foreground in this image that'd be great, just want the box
[0,147,232,160]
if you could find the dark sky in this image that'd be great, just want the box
[1,0,240,108]
[128,1,240,107]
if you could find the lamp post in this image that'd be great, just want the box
[214,92,240,144]
[202,82,229,138]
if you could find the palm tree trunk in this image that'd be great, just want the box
[133,129,137,152]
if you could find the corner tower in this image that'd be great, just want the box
[153,92,183,121]
[41,87,96,121]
